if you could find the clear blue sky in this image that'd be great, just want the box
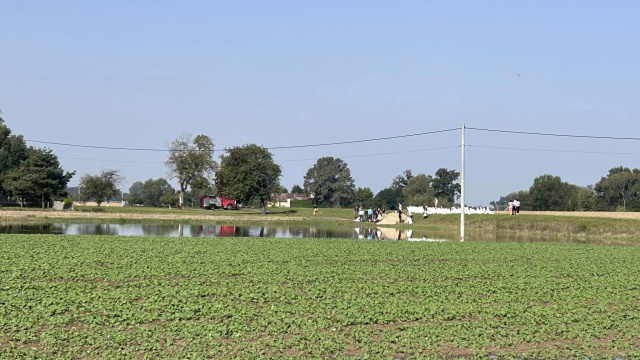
[2,1,639,205]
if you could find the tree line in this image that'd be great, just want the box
[0,112,74,208]
[492,167,640,211]
[5,112,638,213]
[0,115,461,212]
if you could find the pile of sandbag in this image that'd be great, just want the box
[377,212,409,225]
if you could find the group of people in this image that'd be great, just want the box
[399,203,427,224]
[352,203,428,224]
[355,206,386,222]
[507,199,520,215]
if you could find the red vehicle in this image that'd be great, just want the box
[200,195,238,210]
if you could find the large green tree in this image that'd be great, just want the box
[79,169,122,207]
[159,189,179,208]
[391,169,413,188]
[492,190,530,211]
[141,178,175,207]
[215,144,282,214]
[594,167,640,211]
[402,173,435,206]
[165,134,218,208]
[127,181,144,206]
[303,157,355,208]
[431,168,461,203]
[576,185,598,211]
[373,187,404,210]
[291,184,304,194]
[354,187,374,208]
[528,174,579,211]
[0,112,29,197]
[5,147,75,208]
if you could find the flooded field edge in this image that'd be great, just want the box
[1,221,634,245]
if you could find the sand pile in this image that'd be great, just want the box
[377,227,407,240]
[377,213,408,225]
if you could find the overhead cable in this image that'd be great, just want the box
[467,127,640,141]
[26,140,171,152]
[59,145,459,164]
[279,145,459,162]
[468,144,640,155]
[59,156,164,164]
[25,127,459,152]
[267,128,459,149]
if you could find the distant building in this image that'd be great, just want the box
[271,193,309,207]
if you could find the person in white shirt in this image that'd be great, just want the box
[515,199,521,214]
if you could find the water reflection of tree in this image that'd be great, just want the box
[75,224,118,236]
[1,222,58,234]
[189,225,202,237]
[141,225,179,236]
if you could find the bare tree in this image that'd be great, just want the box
[78,169,122,207]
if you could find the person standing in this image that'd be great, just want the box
[367,207,373,222]
[515,199,521,214]
[313,205,318,217]
[508,201,513,216]
[398,208,403,223]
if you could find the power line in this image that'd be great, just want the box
[25,127,459,152]
[468,144,640,155]
[26,140,171,152]
[467,127,640,141]
[59,146,460,164]
[59,156,164,164]
[279,145,459,162]
[267,128,459,149]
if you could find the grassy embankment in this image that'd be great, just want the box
[1,234,639,359]
[5,206,640,240]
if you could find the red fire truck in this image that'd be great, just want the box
[200,195,238,210]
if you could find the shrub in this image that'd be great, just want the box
[63,196,73,209]
[291,199,314,208]
[79,207,107,212]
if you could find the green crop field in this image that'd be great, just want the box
[1,235,639,359]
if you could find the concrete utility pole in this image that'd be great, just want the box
[461,124,465,242]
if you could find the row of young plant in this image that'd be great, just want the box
[2,235,640,358]
[493,167,640,211]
